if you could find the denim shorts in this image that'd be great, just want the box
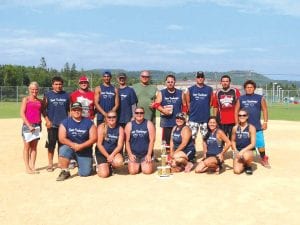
[256,130,265,148]
[21,123,41,140]
[59,145,93,177]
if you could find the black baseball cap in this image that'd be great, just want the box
[71,102,82,109]
[196,71,205,78]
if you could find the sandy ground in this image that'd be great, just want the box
[0,118,300,225]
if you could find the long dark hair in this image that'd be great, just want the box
[203,116,218,141]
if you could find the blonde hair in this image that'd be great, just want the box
[103,110,117,140]
[28,81,39,89]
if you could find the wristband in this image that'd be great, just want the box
[151,102,161,109]
[182,104,188,113]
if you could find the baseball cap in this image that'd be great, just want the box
[71,102,82,110]
[79,75,89,83]
[196,71,205,78]
[118,72,127,78]
[175,112,186,120]
[103,71,112,77]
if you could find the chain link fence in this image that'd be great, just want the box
[0,86,76,102]
[0,86,299,104]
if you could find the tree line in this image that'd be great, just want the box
[1,57,299,91]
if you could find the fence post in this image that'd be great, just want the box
[16,86,18,103]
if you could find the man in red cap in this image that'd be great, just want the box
[70,75,95,121]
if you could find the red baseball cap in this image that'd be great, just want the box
[79,75,89,83]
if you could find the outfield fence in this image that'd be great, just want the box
[0,86,299,105]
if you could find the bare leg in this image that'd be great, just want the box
[195,160,208,173]
[112,153,124,168]
[97,163,110,178]
[47,150,54,171]
[128,161,140,175]
[23,141,33,174]
[58,156,70,169]
[29,140,38,172]
[141,160,153,174]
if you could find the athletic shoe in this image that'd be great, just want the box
[56,170,70,181]
[245,166,253,175]
[68,159,77,169]
[124,156,129,165]
[261,155,271,168]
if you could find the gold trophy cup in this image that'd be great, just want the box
[157,141,171,177]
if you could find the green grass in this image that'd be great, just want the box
[0,102,21,118]
[268,103,300,121]
[1,102,300,121]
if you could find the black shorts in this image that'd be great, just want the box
[45,127,61,151]
[95,151,108,164]
[162,127,173,146]
[219,123,235,139]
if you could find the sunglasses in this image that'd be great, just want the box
[141,76,150,78]
[238,114,248,117]
[176,117,185,120]
[72,108,82,112]
[196,76,204,79]
[107,116,117,119]
[135,112,144,115]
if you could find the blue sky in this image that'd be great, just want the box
[0,0,300,80]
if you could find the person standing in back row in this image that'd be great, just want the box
[70,75,95,121]
[154,74,187,152]
[132,70,157,124]
[186,71,213,140]
[94,71,119,126]
[43,76,69,172]
[213,75,240,139]
[117,72,138,127]
[235,80,270,168]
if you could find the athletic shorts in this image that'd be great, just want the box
[219,123,235,139]
[45,127,61,151]
[162,127,173,146]
[129,155,154,164]
[256,130,265,148]
[95,151,110,164]
[188,121,208,139]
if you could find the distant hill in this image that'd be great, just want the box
[86,69,300,87]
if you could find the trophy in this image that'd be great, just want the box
[157,141,171,177]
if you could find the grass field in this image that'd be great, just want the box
[1,102,300,121]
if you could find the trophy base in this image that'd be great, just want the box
[157,166,171,177]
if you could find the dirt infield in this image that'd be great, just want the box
[0,118,299,225]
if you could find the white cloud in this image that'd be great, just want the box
[187,46,232,55]
[209,0,300,17]
[0,28,234,70]
[2,0,300,17]
[0,0,299,19]
[166,24,184,31]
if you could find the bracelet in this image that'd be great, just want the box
[263,121,268,124]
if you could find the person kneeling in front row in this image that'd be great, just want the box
[195,116,231,174]
[95,111,124,178]
[169,113,195,173]
[231,109,256,175]
[56,102,97,181]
